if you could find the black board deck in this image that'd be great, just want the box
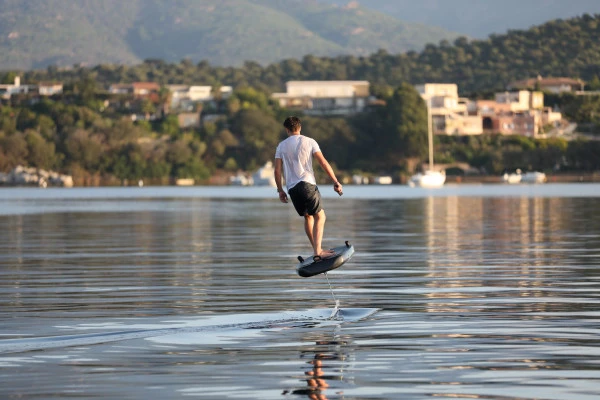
[296,241,355,278]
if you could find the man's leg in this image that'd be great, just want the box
[311,209,327,256]
[304,214,315,251]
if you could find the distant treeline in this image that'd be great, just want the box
[1,82,599,185]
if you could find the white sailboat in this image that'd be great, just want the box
[502,169,522,184]
[408,99,445,188]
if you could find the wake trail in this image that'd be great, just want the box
[0,307,378,355]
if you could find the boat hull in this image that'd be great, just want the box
[408,171,446,188]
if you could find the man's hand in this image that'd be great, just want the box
[278,190,288,203]
[333,182,343,196]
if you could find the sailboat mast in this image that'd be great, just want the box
[427,97,434,171]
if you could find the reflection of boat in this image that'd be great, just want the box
[409,99,445,188]
[409,170,446,188]
[252,161,276,186]
[521,171,547,183]
[502,169,522,184]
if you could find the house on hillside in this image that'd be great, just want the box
[416,83,483,135]
[508,76,585,93]
[109,82,160,97]
[0,77,33,99]
[469,90,562,137]
[0,77,63,99]
[37,82,63,96]
[108,83,132,95]
[167,85,232,111]
[272,81,371,116]
[418,83,565,137]
[177,112,201,129]
[132,82,160,97]
[495,90,544,111]
[489,113,538,136]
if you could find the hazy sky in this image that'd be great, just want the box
[325,0,600,37]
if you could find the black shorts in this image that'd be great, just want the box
[288,181,322,216]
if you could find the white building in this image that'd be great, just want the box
[0,77,33,99]
[272,81,371,116]
[167,85,232,111]
[37,82,63,96]
[415,83,482,136]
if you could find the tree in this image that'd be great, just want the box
[362,83,428,170]
[72,75,99,106]
[0,133,28,169]
[63,129,103,171]
[157,86,172,116]
[230,109,282,170]
[140,99,156,119]
[588,75,600,91]
[16,109,38,131]
[1,72,18,84]
[24,130,59,170]
[111,143,147,181]
[159,115,180,137]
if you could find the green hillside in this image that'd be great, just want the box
[0,0,459,70]
[14,14,600,96]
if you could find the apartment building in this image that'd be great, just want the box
[167,85,232,111]
[272,81,370,116]
[417,83,563,137]
[416,83,483,135]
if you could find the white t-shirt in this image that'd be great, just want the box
[275,135,321,191]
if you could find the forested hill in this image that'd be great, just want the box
[0,0,458,70]
[19,14,600,95]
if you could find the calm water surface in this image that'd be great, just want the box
[1,184,600,399]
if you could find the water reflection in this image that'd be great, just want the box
[284,331,353,400]
[1,190,600,399]
[410,196,600,315]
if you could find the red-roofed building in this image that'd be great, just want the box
[131,82,160,96]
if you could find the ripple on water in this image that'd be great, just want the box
[1,188,600,399]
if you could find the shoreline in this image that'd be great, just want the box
[1,173,599,188]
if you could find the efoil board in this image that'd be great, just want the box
[296,241,354,278]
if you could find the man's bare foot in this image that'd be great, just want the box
[315,249,336,258]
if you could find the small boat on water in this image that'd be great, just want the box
[502,169,547,184]
[503,169,522,184]
[373,176,393,185]
[409,170,446,188]
[521,171,547,183]
[408,98,445,188]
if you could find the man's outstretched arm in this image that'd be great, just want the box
[314,152,343,195]
[274,158,288,203]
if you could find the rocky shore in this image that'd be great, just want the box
[0,166,73,188]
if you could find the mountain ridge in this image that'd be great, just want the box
[0,0,460,70]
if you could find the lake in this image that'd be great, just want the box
[1,184,600,399]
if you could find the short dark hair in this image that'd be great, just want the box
[283,116,301,132]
